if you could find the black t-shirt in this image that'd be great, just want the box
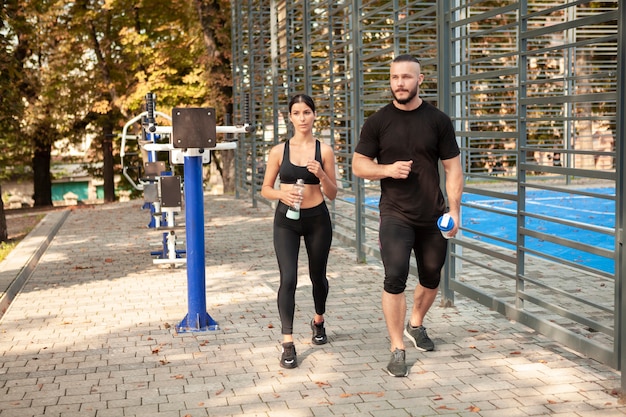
[355,101,460,226]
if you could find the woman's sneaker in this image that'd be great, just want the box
[280,342,297,368]
[310,320,327,345]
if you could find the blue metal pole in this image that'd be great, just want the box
[176,153,218,332]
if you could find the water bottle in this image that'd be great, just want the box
[437,213,455,239]
[286,179,305,220]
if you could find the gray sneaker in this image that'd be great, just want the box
[386,348,408,377]
[404,322,435,351]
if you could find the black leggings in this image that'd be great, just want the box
[273,201,332,335]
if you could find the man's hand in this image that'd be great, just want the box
[386,160,413,179]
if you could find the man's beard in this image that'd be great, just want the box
[392,85,418,105]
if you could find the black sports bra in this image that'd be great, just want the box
[279,139,322,185]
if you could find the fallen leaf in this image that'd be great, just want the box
[510,351,521,355]
[356,391,384,397]
[315,381,330,387]
[437,405,456,410]
[467,405,480,412]
[340,393,352,398]
[215,389,224,395]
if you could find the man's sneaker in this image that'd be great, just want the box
[386,348,408,377]
[404,322,435,351]
[280,342,297,369]
[311,320,327,345]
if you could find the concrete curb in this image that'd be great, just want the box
[0,209,70,319]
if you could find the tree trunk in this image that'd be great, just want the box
[220,150,235,193]
[194,0,234,193]
[32,138,52,207]
[0,183,7,243]
[221,107,235,193]
[102,118,116,202]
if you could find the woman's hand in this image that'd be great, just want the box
[306,159,326,180]
[283,188,303,207]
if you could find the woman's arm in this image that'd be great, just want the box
[318,143,337,200]
[261,144,290,204]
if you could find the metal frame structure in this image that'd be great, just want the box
[231,0,623,386]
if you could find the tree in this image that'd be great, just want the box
[1,0,236,211]
[0,0,33,239]
[194,0,235,193]
[60,0,222,200]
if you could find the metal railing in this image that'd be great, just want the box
[230,0,622,378]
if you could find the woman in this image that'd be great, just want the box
[261,94,338,369]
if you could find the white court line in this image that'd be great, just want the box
[467,195,614,217]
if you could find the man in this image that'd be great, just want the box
[352,54,463,377]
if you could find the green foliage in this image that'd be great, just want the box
[0,2,31,180]
[0,0,234,184]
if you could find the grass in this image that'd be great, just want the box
[0,241,17,262]
[0,213,45,263]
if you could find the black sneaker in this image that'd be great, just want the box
[280,342,297,369]
[404,322,435,351]
[386,348,408,377]
[311,320,327,345]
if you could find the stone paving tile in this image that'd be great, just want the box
[0,195,624,417]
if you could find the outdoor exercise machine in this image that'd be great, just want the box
[120,93,251,332]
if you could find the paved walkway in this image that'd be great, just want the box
[0,195,625,417]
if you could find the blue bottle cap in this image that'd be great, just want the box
[437,213,454,232]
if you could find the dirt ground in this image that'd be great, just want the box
[5,208,56,241]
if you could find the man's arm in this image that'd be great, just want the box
[441,155,464,235]
[352,152,413,180]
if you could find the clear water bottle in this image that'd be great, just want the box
[286,179,305,220]
[437,213,455,239]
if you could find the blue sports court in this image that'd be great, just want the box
[362,187,616,274]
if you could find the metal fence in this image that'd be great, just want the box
[230,0,623,382]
